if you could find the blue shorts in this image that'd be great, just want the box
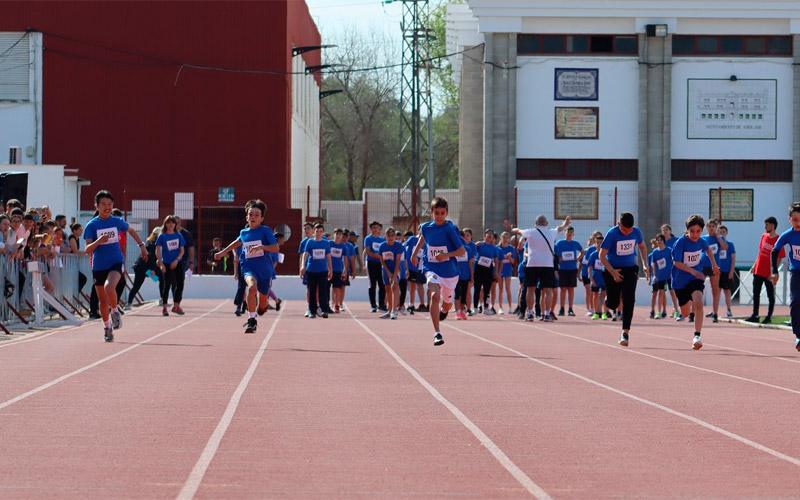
[501,263,513,278]
[243,270,272,295]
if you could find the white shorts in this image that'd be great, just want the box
[425,272,459,304]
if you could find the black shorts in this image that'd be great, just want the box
[330,274,345,289]
[652,280,671,292]
[719,272,732,290]
[558,269,578,288]
[92,263,124,286]
[591,285,605,292]
[524,267,557,289]
[703,267,714,277]
[676,279,705,306]
[581,276,591,286]
[408,270,427,284]
[455,279,469,303]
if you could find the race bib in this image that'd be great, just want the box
[382,251,394,260]
[683,250,702,267]
[456,253,468,262]
[477,256,493,267]
[561,251,576,261]
[718,250,727,260]
[166,239,180,251]
[330,247,343,258]
[503,254,511,263]
[312,248,326,260]
[792,245,800,261]
[427,245,448,261]
[709,243,719,255]
[616,240,635,256]
[593,260,604,270]
[243,240,264,259]
[656,258,667,270]
[417,249,424,259]
[96,227,119,245]
[371,242,381,252]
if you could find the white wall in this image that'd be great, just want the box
[516,180,638,242]
[0,32,43,165]
[290,55,321,219]
[517,57,639,159]
[0,165,84,221]
[671,58,793,160]
[670,181,792,264]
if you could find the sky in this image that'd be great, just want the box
[306,0,403,40]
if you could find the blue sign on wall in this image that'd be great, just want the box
[218,186,235,203]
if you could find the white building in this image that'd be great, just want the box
[448,0,800,263]
[0,31,43,166]
[0,164,90,222]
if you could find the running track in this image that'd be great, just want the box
[1,299,799,498]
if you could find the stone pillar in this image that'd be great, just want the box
[793,35,800,202]
[483,33,517,230]
[638,32,672,239]
[458,44,485,231]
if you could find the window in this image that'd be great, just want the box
[518,34,638,56]
[673,35,792,56]
[517,159,638,180]
[0,32,31,101]
[671,160,791,181]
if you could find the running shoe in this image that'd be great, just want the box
[543,313,553,323]
[439,309,448,321]
[762,316,773,324]
[378,307,389,313]
[726,310,733,319]
[244,318,257,333]
[104,324,114,343]
[275,298,282,311]
[468,309,475,317]
[304,310,311,318]
[173,306,185,316]
[162,307,169,317]
[477,305,483,314]
[586,311,594,317]
[795,338,800,352]
[397,308,407,316]
[498,308,504,315]
[705,312,715,318]
[334,305,341,314]
[618,333,629,347]
[308,313,316,319]
[551,312,558,321]
[712,313,719,323]
[592,313,600,320]
[653,314,661,320]
[390,312,397,320]
[370,307,378,313]
[433,332,444,346]
[688,313,695,322]
[487,307,497,316]
[602,313,610,320]
[744,315,759,323]
[380,311,392,319]
[558,308,565,316]
[649,310,655,319]
[235,308,243,317]
[660,311,667,319]
[692,334,703,350]
[407,305,415,314]
[111,309,122,329]
[611,314,618,322]
[568,309,576,317]
[89,312,101,320]
[676,314,685,321]
[321,312,329,318]
[117,305,125,315]
[526,312,534,322]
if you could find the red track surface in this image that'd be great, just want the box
[1,299,799,498]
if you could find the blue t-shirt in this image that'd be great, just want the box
[330,242,348,273]
[239,225,278,278]
[475,242,498,270]
[404,236,419,272]
[650,247,673,282]
[665,236,678,249]
[456,239,476,280]
[518,243,528,279]
[379,240,404,274]
[600,226,644,268]
[581,246,596,279]
[555,239,583,271]
[155,232,185,266]
[298,236,311,255]
[498,245,517,274]
[700,234,723,269]
[587,251,605,288]
[364,235,386,263]
[420,220,463,278]
[773,229,800,271]
[671,236,709,290]
[304,238,331,273]
[84,215,129,271]
[717,240,735,273]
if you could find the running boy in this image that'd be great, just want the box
[410,197,465,346]
[649,235,673,319]
[672,214,719,350]
[770,202,800,351]
[215,200,279,333]
[84,190,148,342]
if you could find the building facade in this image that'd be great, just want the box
[0,1,321,270]
[448,0,800,263]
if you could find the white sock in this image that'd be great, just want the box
[104,319,112,328]
[249,311,257,319]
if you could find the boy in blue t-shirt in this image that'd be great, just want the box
[648,234,674,320]
[454,228,476,319]
[700,218,729,323]
[302,223,333,318]
[410,197,465,346]
[672,214,718,350]
[215,199,279,333]
[330,228,350,314]
[84,190,148,342]
[554,227,584,317]
[363,221,387,313]
[378,227,405,319]
[770,202,800,351]
[717,225,736,320]
[580,232,600,317]
[587,236,609,320]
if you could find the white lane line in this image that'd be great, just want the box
[0,302,159,350]
[505,318,800,396]
[443,322,800,468]
[177,309,284,500]
[572,316,800,365]
[348,311,551,500]
[0,301,226,412]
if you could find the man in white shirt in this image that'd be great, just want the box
[512,214,571,321]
